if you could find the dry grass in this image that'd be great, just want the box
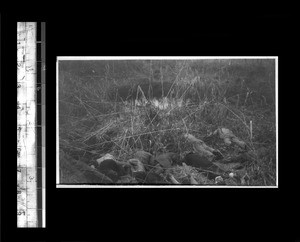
[59,60,276,186]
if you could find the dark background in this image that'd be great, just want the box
[1,8,298,242]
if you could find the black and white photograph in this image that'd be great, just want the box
[2,10,297,242]
[57,57,277,187]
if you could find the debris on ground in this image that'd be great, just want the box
[168,174,180,184]
[117,175,138,184]
[213,128,246,150]
[215,176,224,185]
[154,152,178,168]
[60,124,269,186]
[183,152,224,174]
[133,150,153,165]
[96,159,125,182]
[127,158,146,172]
[190,174,198,185]
[60,150,114,184]
[96,153,116,165]
[184,133,216,161]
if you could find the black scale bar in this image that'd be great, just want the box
[36,22,46,228]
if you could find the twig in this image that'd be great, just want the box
[182,118,189,135]
[118,129,128,159]
[81,121,114,143]
[250,120,253,141]
[165,60,187,99]
[74,95,98,122]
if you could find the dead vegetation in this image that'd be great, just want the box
[58,59,276,186]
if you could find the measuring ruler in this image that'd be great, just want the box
[17,22,46,228]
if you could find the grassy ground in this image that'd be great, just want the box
[58,59,276,186]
